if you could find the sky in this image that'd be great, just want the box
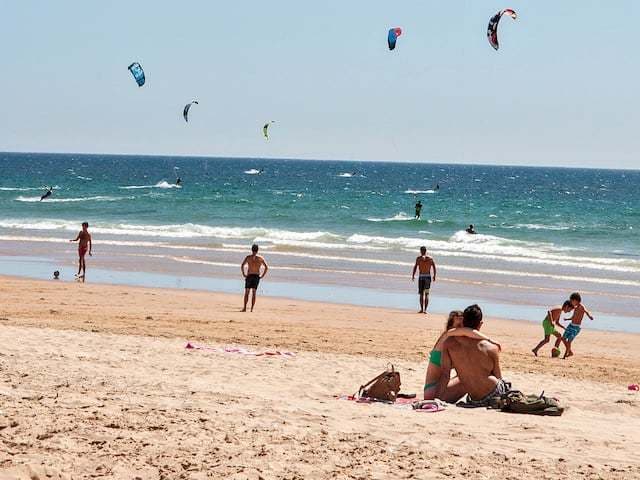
[1,1,638,169]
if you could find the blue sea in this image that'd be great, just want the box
[1,152,638,329]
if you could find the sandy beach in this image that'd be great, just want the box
[0,275,638,479]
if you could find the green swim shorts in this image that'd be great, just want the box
[542,315,557,336]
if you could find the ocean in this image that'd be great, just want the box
[0,152,638,330]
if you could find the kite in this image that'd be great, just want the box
[127,62,145,87]
[487,9,517,51]
[263,121,275,140]
[183,101,199,123]
[388,27,402,51]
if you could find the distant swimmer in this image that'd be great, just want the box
[411,246,437,314]
[466,224,477,234]
[176,177,182,186]
[70,222,92,282]
[40,187,53,201]
[415,200,423,219]
[241,244,269,312]
[259,169,264,175]
[435,183,440,190]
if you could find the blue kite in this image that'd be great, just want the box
[128,62,145,87]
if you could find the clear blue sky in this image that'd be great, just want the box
[1,1,638,168]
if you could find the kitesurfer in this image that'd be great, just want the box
[40,187,53,201]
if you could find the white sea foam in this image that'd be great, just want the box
[75,176,93,181]
[366,212,415,222]
[15,195,130,203]
[0,187,41,191]
[507,223,572,231]
[404,189,435,194]
[338,173,355,177]
[119,181,181,190]
[0,219,638,275]
[244,169,262,175]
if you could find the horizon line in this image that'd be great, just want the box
[1,150,637,173]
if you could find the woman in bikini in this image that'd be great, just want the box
[423,310,501,400]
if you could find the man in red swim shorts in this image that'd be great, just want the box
[70,222,92,282]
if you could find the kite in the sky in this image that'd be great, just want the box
[487,9,517,51]
[263,121,275,140]
[127,62,145,87]
[183,101,199,123]
[387,27,403,51]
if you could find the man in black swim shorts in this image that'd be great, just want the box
[241,244,269,312]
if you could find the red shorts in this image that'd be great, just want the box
[79,246,88,257]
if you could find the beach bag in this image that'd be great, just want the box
[357,365,401,402]
[489,390,564,416]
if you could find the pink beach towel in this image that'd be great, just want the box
[185,342,296,358]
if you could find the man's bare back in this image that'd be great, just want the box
[438,337,502,402]
[415,255,434,275]
[243,254,267,276]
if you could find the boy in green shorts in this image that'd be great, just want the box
[532,300,573,357]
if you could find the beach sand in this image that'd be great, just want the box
[0,275,639,479]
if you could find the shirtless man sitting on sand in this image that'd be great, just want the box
[436,304,507,405]
[411,246,437,314]
[241,244,269,312]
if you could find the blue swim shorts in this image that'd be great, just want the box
[563,323,581,342]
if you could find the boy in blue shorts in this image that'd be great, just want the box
[560,292,594,359]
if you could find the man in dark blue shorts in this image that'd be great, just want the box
[411,246,437,314]
[241,244,269,312]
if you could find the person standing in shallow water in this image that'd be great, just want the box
[70,222,92,282]
[241,244,269,312]
[415,200,423,219]
[411,246,436,314]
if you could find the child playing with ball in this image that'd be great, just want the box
[532,300,573,357]
[559,292,594,359]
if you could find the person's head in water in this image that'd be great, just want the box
[82,222,89,231]
[251,244,259,254]
[445,310,464,331]
[420,246,426,256]
[463,304,483,330]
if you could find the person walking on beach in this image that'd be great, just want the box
[70,222,92,282]
[241,244,269,312]
[531,300,573,357]
[560,292,594,359]
[411,246,436,314]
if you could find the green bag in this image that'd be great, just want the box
[489,390,564,416]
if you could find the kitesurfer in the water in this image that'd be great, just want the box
[415,200,423,220]
[40,187,53,201]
